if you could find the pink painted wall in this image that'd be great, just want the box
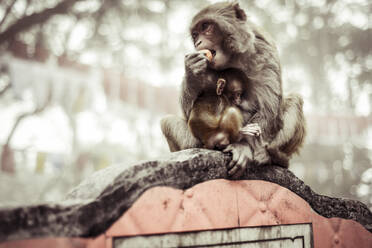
[1,179,371,248]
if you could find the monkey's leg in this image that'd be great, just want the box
[258,94,305,167]
[160,115,202,152]
[266,147,289,168]
[269,94,306,155]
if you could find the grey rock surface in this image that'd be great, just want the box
[0,148,371,242]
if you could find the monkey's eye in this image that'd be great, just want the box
[201,22,211,32]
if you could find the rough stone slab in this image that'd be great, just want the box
[0,148,371,242]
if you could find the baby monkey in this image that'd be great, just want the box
[188,65,261,150]
[188,93,243,150]
[214,67,305,167]
[216,68,262,137]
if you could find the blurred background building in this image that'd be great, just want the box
[0,0,371,209]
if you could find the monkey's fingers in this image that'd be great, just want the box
[186,52,209,66]
[241,124,261,136]
[228,165,240,177]
[191,60,208,75]
[185,52,203,62]
[255,125,262,135]
[227,156,241,175]
[231,164,246,179]
[229,156,246,178]
[227,159,237,170]
[223,147,237,170]
[240,128,260,136]
[228,152,243,173]
[240,127,259,133]
[242,123,260,129]
[240,130,256,136]
[241,126,259,132]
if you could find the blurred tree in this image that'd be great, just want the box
[247,0,372,114]
[0,0,370,208]
[0,0,83,44]
[0,86,51,173]
[0,64,11,96]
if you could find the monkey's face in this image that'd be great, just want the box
[190,2,255,69]
[226,78,243,105]
[204,131,230,150]
[190,21,231,70]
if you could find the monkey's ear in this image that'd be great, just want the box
[233,3,247,21]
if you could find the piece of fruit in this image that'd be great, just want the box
[200,49,213,62]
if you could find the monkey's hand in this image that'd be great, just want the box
[224,143,253,179]
[240,123,261,137]
[185,52,209,78]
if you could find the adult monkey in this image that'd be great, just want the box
[161,2,305,178]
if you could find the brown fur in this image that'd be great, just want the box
[188,94,243,150]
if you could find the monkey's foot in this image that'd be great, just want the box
[240,123,261,136]
[254,148,271,165]
[216,78,226,95]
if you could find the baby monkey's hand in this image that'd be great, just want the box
[240,123,261,137]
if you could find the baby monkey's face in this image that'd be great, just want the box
[226,78,243,106]
[204,131,230,150]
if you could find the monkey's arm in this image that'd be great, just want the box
[181,53,218,119]
[160,115,202,152]
[251,79,283,140]
[180,78,196,119]
[225,52,283,176]
[243,94,306,168]
[225,76,282,177]
[162,52,216,151]
[236,33,284,138]
[242,38,284,165]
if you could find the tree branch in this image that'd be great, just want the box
[0,0,83,45]
[0,0,18,30]
[5,86,52,145]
